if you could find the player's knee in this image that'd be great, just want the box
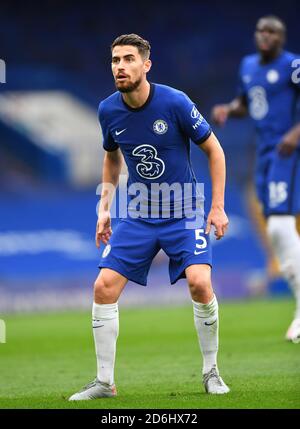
[266,215,284,246]
[267,215,297,248]
[188,275,211,297]
[94,275,115,302]
[267,215,300,280]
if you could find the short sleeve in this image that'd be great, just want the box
[236,59,247,98]
[98,103,119,152]
[175,93,212,145]
[291,55,300,92]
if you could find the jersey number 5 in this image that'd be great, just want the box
[194,228,208,255]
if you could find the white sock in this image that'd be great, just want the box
[267,216,300,319]
[193,295,219,374]
[92,302,119,385]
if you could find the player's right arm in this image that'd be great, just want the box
[96,149,123,247]
[96,101,122,247]
[211,95,248,126]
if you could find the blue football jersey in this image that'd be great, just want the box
[98,83,212,220]
[237,50,300,155]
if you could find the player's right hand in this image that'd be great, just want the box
[95,211,112,248]
[211,105,229,126]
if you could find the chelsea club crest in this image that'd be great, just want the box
[153,119,168,135]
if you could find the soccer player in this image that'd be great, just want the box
[69,34,230,400]
[212,16,300,343]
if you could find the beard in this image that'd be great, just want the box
[115,75,143,93]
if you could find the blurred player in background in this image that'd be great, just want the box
[212,15,300,342]
[69,33,230,400]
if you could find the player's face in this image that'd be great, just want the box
[255,19,284,55]
[111,45,151,93]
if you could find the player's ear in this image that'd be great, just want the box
[144,59,152,74]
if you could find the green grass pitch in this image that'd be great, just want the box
[0,298,299,409]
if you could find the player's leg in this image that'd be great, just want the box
[93,268,127,387]
[160,217,229,394]
[246,183,280,280]
[267,215,300,342]
[185,264,229,394]
[69,218,159,400]
[266,150,300,342]
[297,215,300,235]
[69,268,127,400]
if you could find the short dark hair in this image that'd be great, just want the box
[257,15,286,34]
[111,34,151,60]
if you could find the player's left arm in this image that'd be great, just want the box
[278,123,300,156]
[198,132,229,240]
[278,59,300,156]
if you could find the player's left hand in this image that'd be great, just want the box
[205,206,229,240]
[278,130,299,156]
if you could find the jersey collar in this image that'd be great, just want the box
[121,82,155,112]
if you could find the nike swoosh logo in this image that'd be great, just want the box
[115,128,126,136]
[93,324,104,329]
[204,319,217,326]
[194,250,208,255]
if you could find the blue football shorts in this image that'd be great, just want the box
[255,148,300,217]
[98,216,212,286]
